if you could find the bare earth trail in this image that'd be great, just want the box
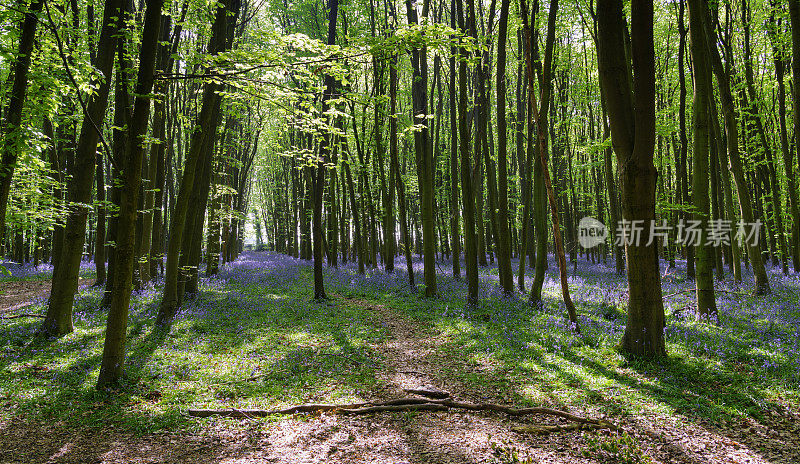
[0,278,92,316]
[1,291,798,463]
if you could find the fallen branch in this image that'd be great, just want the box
[512,422,609,434]
[188,401,373,417]
[0,312,44,320]
[662,288,750,300]
[0,302,34,313]
[188,397,617,432]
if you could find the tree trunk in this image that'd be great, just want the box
[93,147,107,286]
[406,0,437,297]
[788,0,800,272]
[97,0,163,387]
[157,0,240,324]
[449,0,461,280]
[704,5,770,294]
[497,0,514,295]
[0,0,44,252]
[740,0,787,274]
[597,0,666,356]
[710,98,741,281]
[688,0,717,319]
[457,0,479,304]
[677,1,694,279]
[41,0,123,337]
[314,0,338,298]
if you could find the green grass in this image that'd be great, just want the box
[368,269,800,428]
[0,266,386,434]
[1,255,797,441]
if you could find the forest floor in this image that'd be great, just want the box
[0,278,92,315]
[1,252,799,463]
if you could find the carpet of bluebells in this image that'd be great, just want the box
[1,251,798,433]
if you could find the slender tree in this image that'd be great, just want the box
[97,0,164,387]
[687,0,717,319]
[406,0,437,297]
[158,0,241,324]
[40,0,123,337]
[312,0,340,300]
[0,0,44,252]
[494,0,513,295]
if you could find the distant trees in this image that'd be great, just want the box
[7,0,800,381]
[0,0,44,252]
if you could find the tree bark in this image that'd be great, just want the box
[41,0,123,337]
[597,0,666,356]
[688,0,717,319]
[0,0,44,252]
[97,0,164,387]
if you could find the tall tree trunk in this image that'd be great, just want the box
[97,0,163,387]
[157,0,240,324]
[457,0,479,304]
[315,0,338,298]
[520,0,578,331]
[449,0,461,280]
[406,0,437,297]
[711,97,742,281]
[688,0,717,319]
[740,0,788,274]
[597,0,666,356]
[704,6,771,294]
[41,0,123,337]
[101,16,132,308]
[788,0,800,272]
[677,0,695,279]
[497,0,514,295]
[389,54,414,286]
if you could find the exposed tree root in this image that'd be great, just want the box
[188,397,617,433]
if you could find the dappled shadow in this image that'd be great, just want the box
[0,416,265,464]
[372,255,800,463]
[2,251,798,463]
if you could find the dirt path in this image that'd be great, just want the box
[354,296,609,464]
[1,294,794,463]
[0,279,92,315]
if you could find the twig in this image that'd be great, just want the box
[662,288,750,299]
[0,313,44,320]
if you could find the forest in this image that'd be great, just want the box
[0,0,799,461]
